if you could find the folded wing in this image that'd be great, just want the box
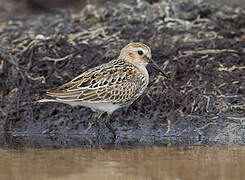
[46,60,144,104]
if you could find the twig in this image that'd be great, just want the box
[0,46,26,72]
[180,49,238,57]
[41,54,73,63]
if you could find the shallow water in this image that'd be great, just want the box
[0,146,244,180]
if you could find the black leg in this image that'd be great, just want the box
[94,112,103,142]
[105,113,117,143]
[85,112,102,132]
[84,112,103,144]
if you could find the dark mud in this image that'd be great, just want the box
[0,0,245,148]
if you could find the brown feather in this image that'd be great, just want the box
[46,59,146,103]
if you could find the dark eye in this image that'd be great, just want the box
[138,50,144,55]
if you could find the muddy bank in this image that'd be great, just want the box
[0,0,244,148]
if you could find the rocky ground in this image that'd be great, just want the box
[0,0,244,148]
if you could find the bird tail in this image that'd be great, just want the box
[36,99,58,103]
[33,98,61,105]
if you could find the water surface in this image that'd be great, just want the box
[0,146,244,180]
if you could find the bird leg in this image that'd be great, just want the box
[94,112,103,141]
[85,112,103,133]
[104,113,117,142]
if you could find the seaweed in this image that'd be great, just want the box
[0,0,244,148]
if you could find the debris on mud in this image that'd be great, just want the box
[0,0,244,148]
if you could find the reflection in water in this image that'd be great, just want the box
[0,146,244,180]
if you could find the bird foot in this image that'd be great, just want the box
[105,120,117,143]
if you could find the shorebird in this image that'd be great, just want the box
[38,42,167,141]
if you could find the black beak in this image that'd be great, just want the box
[149,59,169,78]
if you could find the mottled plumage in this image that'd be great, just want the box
[39,42,151,112]
[38,42,164,141]
[45,59,148,113]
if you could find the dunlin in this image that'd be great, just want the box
[38,42,167,141]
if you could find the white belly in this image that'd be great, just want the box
[78,101,121,114]
[38,99,121,114]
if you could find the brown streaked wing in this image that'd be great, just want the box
[46,60,141,103]
[46,61,113,94]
